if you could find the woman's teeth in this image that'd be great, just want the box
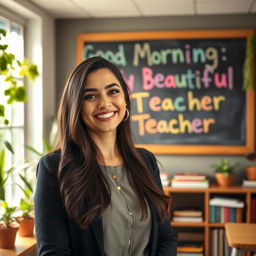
[96,112,114,118]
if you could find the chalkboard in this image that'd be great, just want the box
[77,30,255,154]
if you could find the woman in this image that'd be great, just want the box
[34,56,177,256]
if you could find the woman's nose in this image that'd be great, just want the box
[97,95,111,108]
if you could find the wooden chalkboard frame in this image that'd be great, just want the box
[77,30,255,155]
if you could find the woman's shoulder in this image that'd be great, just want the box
[136,147,155,160]
[37,151,61,174]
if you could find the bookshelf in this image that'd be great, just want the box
[164,186,256,256]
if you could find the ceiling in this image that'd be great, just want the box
[28,0,256,19]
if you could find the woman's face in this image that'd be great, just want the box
[81,68,127,137]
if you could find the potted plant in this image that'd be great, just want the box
[16,174,34,237]
[0,201,19,249]
[245,152,256,180]
[212,159,238,187]
[0,147,19,249]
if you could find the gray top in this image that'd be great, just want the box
[102,165,151,256]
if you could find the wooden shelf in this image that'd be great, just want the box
[0,236,36,256]
[164,186,256,256]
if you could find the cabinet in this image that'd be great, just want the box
[163,186,256,256]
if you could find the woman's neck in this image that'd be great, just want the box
[90,132,123,166]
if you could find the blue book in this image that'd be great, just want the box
[230,207,236,222]
[210,205,216,223]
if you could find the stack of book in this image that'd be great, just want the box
[172,207,203,222]
[209,197,244,223]
[243,180,256,188]
[171,173,209,188]
[210,228,230,256]
[251,198,256,223]
[160,172,170,187]
[177,241,204,256]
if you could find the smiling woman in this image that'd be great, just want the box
[34,56,177,256]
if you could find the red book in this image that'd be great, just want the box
[224,207,230,223]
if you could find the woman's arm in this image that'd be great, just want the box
[34,154,71,256]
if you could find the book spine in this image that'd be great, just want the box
[230,208,236,222]
[220,207,225,223]
[213,228,218,256]
[210,205,216,223]
[218,229,224,256]
[224,207,230,223]
[236,207,243,222]
[216,206,221,222]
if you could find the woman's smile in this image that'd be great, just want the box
[94,111,117,121]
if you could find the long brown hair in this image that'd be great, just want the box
[54,56,170,228]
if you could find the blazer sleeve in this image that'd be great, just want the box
[139,148,177,256]
[34,154,71,256]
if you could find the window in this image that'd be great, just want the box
[0,15,25,205]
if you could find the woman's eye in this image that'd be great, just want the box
[83,94,96,100]
[109,89,120,95]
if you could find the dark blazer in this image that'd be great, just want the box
[34,148,177,256]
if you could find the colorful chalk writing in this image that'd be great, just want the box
[81,36,247,146]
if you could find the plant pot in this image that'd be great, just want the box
[17,217,34,237]
[215,173,233,187]
[245,166,256,180]
[0,224,19,249]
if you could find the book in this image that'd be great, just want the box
[173,216,203,222]
[213,229,218,256]
[210,205,216,223]
[224,207,230,223]
[177,241,203,253]
[177,232,204,242]
[174,173,206,181]
[209,197,244,208]
[160,172,170,187]
[236,207,243,222]
[173,208,202,217]
[243,180,256,188]
[218,228,224,256]
[230,207,236,222]
[171,179,209,188]
[177,253,204,256]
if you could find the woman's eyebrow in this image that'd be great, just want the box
[83,83,120,93]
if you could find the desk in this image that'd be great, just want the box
[0,236,36,256]
[225,223,256,256]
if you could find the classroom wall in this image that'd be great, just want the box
[56,14,256,181]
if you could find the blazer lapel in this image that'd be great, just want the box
[91,217,104,256]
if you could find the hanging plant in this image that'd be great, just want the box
[0,29,39,124]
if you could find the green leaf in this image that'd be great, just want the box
[15,86,27,102]
[0,56,7,71]
[27,64,39,80]
[19,174,33,193]
[0,104,5,117]
[24,145,43,157]
[4,141,14,154]
[0,29,6,37]
[0,44,8,50]
[43,137,51,153]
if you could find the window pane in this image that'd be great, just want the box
[12,102,24,126]
[0,18,7,30]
